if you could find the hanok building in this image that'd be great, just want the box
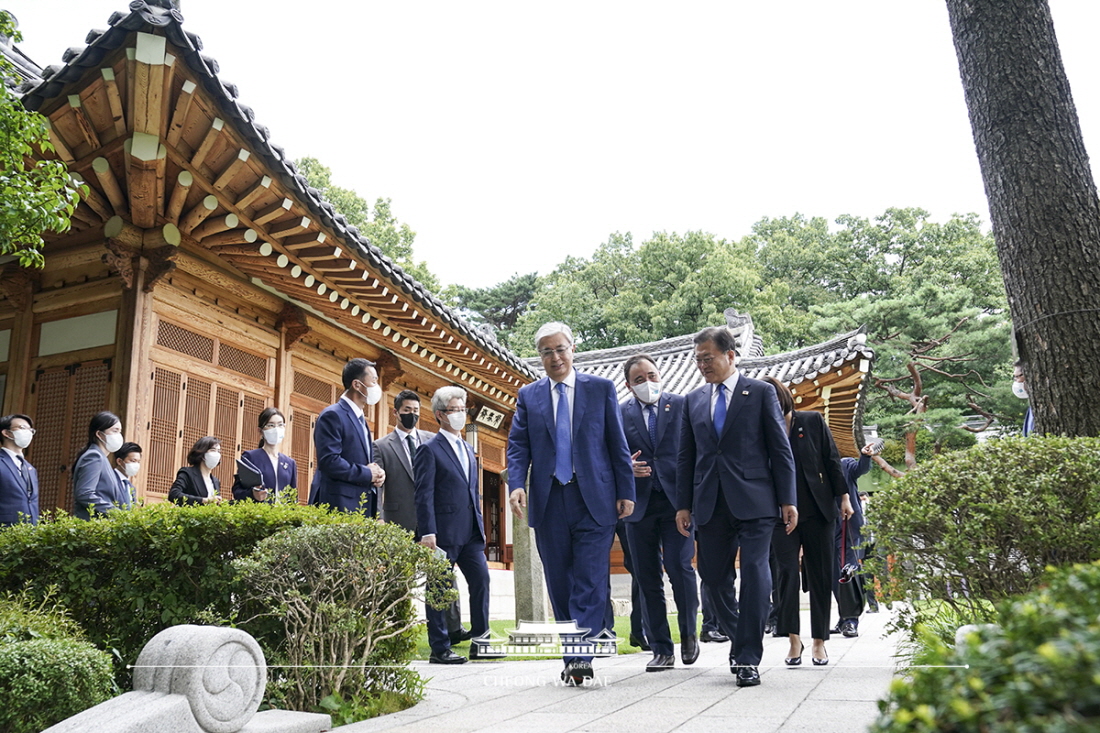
[2,1,533,566]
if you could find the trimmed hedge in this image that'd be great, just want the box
[0,639,114,733]
[871,436,1100,636]
[0,501,391,687]
[872,561,1100,732]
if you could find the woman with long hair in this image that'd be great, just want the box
[73,411,133,519]
[762,377,853,667]
[231,407,297,502]
[168,436,223,505]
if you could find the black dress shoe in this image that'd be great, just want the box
[784,642,804,666]
[681,635,700,665]
[628,634,651,651]
[840,620,859,638]
[700,629,729,643]
[764,622,776,635]
[449,627,473,644]
[429,649,467,664]
[646,653,675,671]
[735,665,761,687]
[469,645,505,661]
[561,660,594,685]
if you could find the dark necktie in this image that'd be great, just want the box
[554,382,572,483]
[714,383,727,436]
[406,434,417,464]
[361,415,371,462]
[646,404,658,448]
[18,459,31,496]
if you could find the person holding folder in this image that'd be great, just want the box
[233,407,298,503]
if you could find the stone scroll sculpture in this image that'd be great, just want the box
[44,625,331,733]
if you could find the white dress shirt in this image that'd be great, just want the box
[710,371,740,419]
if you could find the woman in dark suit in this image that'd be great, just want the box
[763,377,853,666]
[168,436,223,505]
[232,407,297,503]
[74,411,133,520]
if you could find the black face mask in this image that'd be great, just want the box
[399,412,419,430]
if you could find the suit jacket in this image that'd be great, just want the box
[506,371,635,529]
[168,465,221,505]
[309,399,376,512]
[375,428,435,532]
[0,451,38,525]
[231,448,297,502]
[839,453,871,562]
[788,410,847,520]
[676,374,796,525]
[620,393,685,522]
[74,447,133,520]
[414,431,483,548]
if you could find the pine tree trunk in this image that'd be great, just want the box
[947,0,1100,436]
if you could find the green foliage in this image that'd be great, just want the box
[0,588,114,733]
[446,271,539,351]
[0,502,379,688]
[880,429,977,467]
[0,639,115,733]
[295,157,439,290]
[0,11,84,268]
[232,522,451,714]
[872,561,1100,732]
[871,436,1100,640]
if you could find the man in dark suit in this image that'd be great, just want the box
[508,321,636,686]
[309,358,386,515]
[620,354,700,671]
[0,414,39,526]
[676,326,797,687]
[376,389,468,643]
[415,386,497,664]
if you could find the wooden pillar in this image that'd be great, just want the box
[0,267,36,414]
[113,254,154,500]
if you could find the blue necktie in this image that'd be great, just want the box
[714,383,727,436]
[457,440,469,477]
[555,382,573,483]
[646,404,658,449]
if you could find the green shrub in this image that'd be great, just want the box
[872,560,1100,732]
[233,521,451,715]
[0,590,115,733]
[0,501,388,687]
[871,436,1100,641]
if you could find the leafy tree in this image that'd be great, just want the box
[0,11,83,268]
[295,157,439,291]
[446,271,539,351]
[947,0,1100,437]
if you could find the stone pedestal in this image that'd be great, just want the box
[512,504,549,623]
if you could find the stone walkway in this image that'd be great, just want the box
[337,608,901,733]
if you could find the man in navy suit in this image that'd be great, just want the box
[676,326,797,687]
[620,354,700,671]
[309,358,387,515]
[0,414,39,526]
[415,386,498,665]
[507,321,635,685]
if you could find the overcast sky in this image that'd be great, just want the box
[7,1,1100,289]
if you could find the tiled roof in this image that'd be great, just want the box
[14,0,536,381]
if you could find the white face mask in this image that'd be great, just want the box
[203,451,222,470]
[9,429,33,450]
[263,426,286,445]
[123,461,141,478]
[446,411,467,431]
[358,383,383,406]
[1012,381,1029,400]
[102,431,124,454]
[631,380,662,405]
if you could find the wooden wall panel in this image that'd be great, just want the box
[147,366,181,498]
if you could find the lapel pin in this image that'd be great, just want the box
[742,390,750,396]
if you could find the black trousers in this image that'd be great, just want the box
[772,513,834,641]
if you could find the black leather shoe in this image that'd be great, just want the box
[681,635,700,665]
[840,620,859,638]
[449,627,473,644]
[646,653,675,671]
[429,649,467,664]
[628,634,651,651]
[764,621,776,635]
[469,645,505,661]
[700,629,729,643]
[561,660,594,685]
[784,642,804,666]
[735,665,761,687]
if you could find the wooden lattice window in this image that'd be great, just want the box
[147,367,182,497]
[481,443,504,467]
[212,385,240,498]
[218,344,268,381]
[293,371,332,404]
[242,394,266,453]
[157,320,214,363]
[181,376,212,468]
[290,407,316,504]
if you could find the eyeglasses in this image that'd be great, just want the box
[263,422,285,429]
[538,346,571,359]
[693,355,718,366]
[442,407,469,414]
[10,427,34,434]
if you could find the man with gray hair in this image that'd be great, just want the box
[508,322,636,685]
[415,385,495,664]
